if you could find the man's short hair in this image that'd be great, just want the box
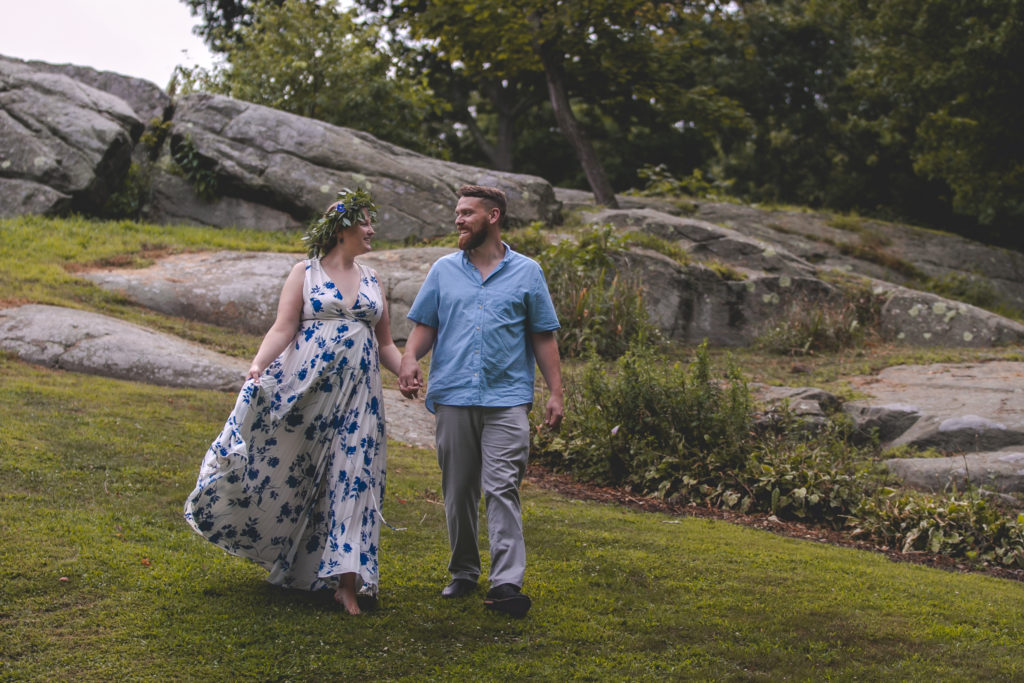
[458,184,507,226]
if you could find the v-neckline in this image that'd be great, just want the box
[317,259,362,308]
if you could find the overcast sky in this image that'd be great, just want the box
[1,0,217,89]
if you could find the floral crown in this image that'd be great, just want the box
[302,187,379,258]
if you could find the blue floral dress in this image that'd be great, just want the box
[185,259,387,597]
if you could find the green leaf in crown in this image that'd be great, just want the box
[302,187,379,258]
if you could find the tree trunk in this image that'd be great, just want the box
[537,45,619,208]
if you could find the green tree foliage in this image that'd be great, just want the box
[358,0,744,204]
[181,0,284,52]
[844,0,1024,235]
[700,0,1024,246]
[176,0,447,155]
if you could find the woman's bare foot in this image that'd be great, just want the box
[333,573,361,615]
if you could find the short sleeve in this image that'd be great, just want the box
[527,264,560,333]
[407,263,441,328]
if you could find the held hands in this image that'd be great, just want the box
[398,355,423,399]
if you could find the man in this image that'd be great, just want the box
[398,184,563,618]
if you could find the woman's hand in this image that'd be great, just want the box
[247,363,263,383]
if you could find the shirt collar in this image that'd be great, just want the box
[460,241,513,269]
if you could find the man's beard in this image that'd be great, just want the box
[459,226,487,251]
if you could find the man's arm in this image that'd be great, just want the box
[531,330,564,428]
[398,323,437,399]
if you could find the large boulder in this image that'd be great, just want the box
[81,247,455,342]
[844,362,1024,451]
[692,200,1024,311]
[584,207,817,278]
[145,169,304,231]
[81,251,301,336]
[884,450,1024,494]
[150,93,560,238]
[0,56,143,217]
[17,58,171,124]
[879,288,1024,347]
[609,247,836,345]
[0,304,246,391]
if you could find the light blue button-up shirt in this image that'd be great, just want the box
[407,244,560,413]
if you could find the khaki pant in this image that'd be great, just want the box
[434,404,531,588]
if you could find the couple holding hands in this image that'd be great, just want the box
[185,183,563,619]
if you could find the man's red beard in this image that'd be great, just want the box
[458,227,487,251]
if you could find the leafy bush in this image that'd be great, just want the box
[853,489,1024,566]
[537,226,660,359]
[535,341,753,494]
[101,163,151,220]
[171,135,219,200]
[504,222,550,257]
[756,283,884,355]
[633,163,728,201]
[533,338,1024,568]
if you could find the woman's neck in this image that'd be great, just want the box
[322,247,356,270]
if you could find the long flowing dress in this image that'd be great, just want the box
[184,258,387,596]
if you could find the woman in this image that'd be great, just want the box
[185,188,402,615]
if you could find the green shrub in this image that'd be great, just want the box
[171,134,219,200]
[101,163,151,220]
[535,341,753,494]
[504,222,550,257]
[532,336,1024,569]
[633,163,728,201]
[756,283,884,355]
[537,226,659,359]
[853,489,1024,566]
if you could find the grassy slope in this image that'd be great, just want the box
[3,216,1024,679]
[3,356,1024,680]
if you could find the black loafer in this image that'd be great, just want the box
[484,583,531,618]
[441,578,478,598]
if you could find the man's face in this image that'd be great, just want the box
[455,196,493,251]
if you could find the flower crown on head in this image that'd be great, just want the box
[302,187,379,258]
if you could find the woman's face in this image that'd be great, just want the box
[339,207,375,254]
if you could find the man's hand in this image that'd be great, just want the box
[543,392,564,429]
[398,355,423,399]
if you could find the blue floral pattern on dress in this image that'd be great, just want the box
[185,259,387,596]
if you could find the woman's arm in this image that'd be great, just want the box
[373,278,403,378]
[247,261,306,381]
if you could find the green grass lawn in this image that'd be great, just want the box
[3,355,1024,681]
[4,215,1024,680]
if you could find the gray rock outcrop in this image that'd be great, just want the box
[17,58,172,124]
[0,303,435,447]
[147,93,560,238]
[0,56,143,217]
[82,251,302,335]
[585,207,817,278]
[607,244,836,345]
[81,247,455,342]
[879,288,1024,347]
[0,304,246,391]
[844,361,1024,453]
[884,450,1024,494]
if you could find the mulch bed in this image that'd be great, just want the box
[524,463,1024,584]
